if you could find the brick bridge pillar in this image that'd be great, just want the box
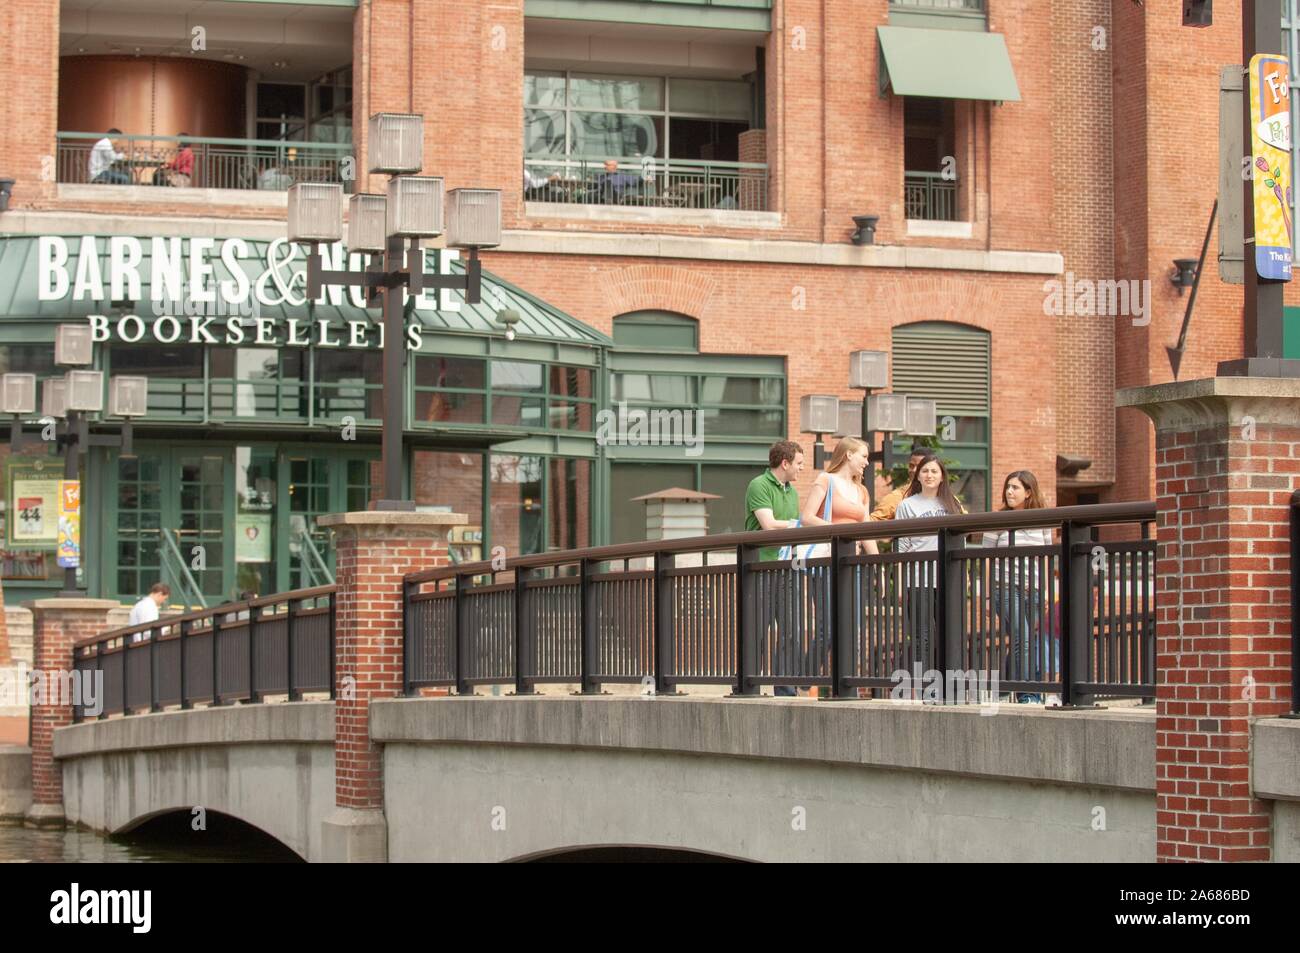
[1119,378,1298,862]
[23,597,118,828]
[317,511,461,862]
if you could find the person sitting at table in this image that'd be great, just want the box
[89,128,131,185]
[524,165,564,200]
[258,147,299,190]
[595,158,645,203]
[154,133,194,187]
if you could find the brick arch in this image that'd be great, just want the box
[872,278,1011,333]
[597,264,719,319]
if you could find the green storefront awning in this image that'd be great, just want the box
[0,235,613,350]
[877,26,1021,103]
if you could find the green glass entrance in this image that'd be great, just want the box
[105,443,376,606]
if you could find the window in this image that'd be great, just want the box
[108,344,205,420]
[891,322,991,511]
[612,311,699,351]
[315,350,383,423]
[412,356,595,432]
[904,97,959,221]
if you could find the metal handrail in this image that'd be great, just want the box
[297,528,336,588]
[56,131,351,151]
[158,528,208,610]
[407,501,1156,584]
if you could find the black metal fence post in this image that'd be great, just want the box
[579,558,600,695]
[831,535,854,699]
[1061,522,1094,708]
[513,568,534,696]
[733,544,761,696]
[121,633,130,715]
[95,641,104,719]
[939,529,967,705]
[211,611,223,707]
[400,581,413,698]
[247,602,261,704]
[148,624,160,713]
[286,596,300,702]
[654,551,674,696]
[179,618,190,710]
[455,573,472,696]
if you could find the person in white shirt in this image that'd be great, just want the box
[894,455,965,676]
[89,128,130,185]
[128,582,170,642]
[981,471,1057,705]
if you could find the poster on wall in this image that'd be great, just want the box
[57,480,81,569]
[236,512,272,563]
[1249,52,1293,281]
[9,474,60,545]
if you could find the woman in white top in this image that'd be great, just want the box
[981,471,1055,703]
[894,455,964,674]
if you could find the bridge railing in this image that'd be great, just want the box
[403,502,1156,704]
[71,585,336,721]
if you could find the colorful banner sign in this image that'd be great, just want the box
[1249,53,1293,280]
[10,476,60,545]
[57,480,81,569]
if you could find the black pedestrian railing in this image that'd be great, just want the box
[71,585,336,721]
[403,502,1157,705]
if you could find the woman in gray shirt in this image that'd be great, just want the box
[894,455,964,676]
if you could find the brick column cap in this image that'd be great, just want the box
[1118,376,1300,431]
[24,598,120,614]
[319,510,467,536]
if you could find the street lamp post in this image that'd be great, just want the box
[287,113,502,510]
[800,350,937,511]
[4,327,146,596]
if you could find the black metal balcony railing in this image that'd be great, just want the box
[404,502,1158,705]
[525,157,769,212]
[56,132,353,192]
[890,0,986,10]
[72,586,336,720]
[905,171,959,221]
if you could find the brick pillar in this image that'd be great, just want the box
[738,129,768,211]
[23,598,117,828]
[1119,378,1298,862]
[316,511,461,862]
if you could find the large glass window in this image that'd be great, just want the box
[210,347,305,419]
[412,356,595,433]
[108,344,205,419]
[490,454,545,557]
[414,451,484,565]
[315,349,383,423]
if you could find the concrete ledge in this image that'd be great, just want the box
[371,696,1156,793]
[57,183,288,208]
[0,745,31,823]
[1117,376,1300,429]
[53,701,334,759]
[317,511,467,528]
[0,209,288,241]
[501,228,1065,275]
[1253,718,1300,801]
[320,807,388,863]
[526,202,782,230]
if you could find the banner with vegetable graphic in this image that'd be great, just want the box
[1249,53,1293,281]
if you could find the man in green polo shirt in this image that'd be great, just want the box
[745,440,805,696]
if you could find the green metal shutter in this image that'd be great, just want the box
[891,322,990,416]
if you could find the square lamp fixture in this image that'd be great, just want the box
[1,373,36,416]
[109,376,148,418]
[287,183,344,244]
[834,399,862,439]
[41,378,67,419]
[368,113,424,175]
[904,398,937,437]
[445,189,503,249]
[64,370,104,413]
[347,194,388,253]
[866,393,908,433]
[55,324,94,366]
[387,176,444,238]
[849,350,889,391]
[800,395,841,435]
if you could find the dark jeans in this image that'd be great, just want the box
[766,568,830,696]
[93,170,132,185]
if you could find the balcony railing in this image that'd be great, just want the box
[56,132,353,192]
[905,171,959,222]
[890,0,985,10]
[525,157,769,212]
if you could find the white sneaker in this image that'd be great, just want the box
[1045,694,1062,707]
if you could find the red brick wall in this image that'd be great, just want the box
[1154,418,1296,861]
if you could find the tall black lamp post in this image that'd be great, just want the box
[287,113,502,510]
[800,350,937,510]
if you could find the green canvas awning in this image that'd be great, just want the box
[877,26,1021,103]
